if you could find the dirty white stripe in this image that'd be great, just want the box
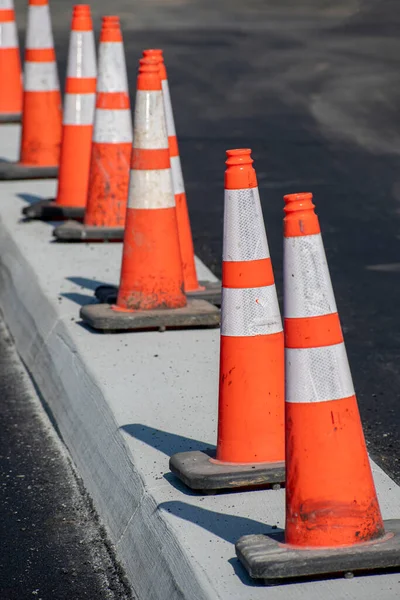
[97,41,128,93]
[24,61,59,91]
[0,1,15,9]
[26,5,54,49]
[93,108,132,143]
[161,78,176,138]
[223,187,270,263]
[67,30,96,78]
[170,155,185,195]
[221,285,282,337]
[284,233,337,319]
[63,93,95,125]
[285,343,355,403]
[0,21,18,48]
[128,169,175,210]
[133,90,168,150]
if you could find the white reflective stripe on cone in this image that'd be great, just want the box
[285,342,355,403]
[0,1,15,9]
[0,21,18,48]
[221,285,282,337]
[161,79,176,138]
[284,233,337,319]
[26,5,54,49]
[24,61,59,91]
[63,93,95,125]
[133,90,168,150]
[93,108,132,143]
[128,169,175,210]
[67,30,96,78]
[170,155,185,195]
[223,187,270,262]
[97,42,128,93]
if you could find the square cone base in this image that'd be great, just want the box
[169,450,285,493]
[0,113,21,124]
[53,220,124,242]
[94,281,222,307]
[22,200,85,221]
[0,162,58,180]
[80,299,220,332]
[236,519,400,584]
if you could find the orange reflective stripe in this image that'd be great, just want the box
[25,48,55,62]
[168,135,179,157]
[0,9,15,22]
[131,148,170,170]
[65,77,96,94]
[222,258,274,289]
[96,92,130,109]
[29,0,48,5]
[285,313,343,348]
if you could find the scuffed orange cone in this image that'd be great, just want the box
[24,4,96,220]
[80,59,219,332]
[54,16,132,241]
[143,48,221,305]
[169,149,285,492]
[0,0,22,123]
[236,192,400,583]
[0,0,62,180]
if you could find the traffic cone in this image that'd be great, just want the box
[0,0,62,180]
[236,192,400,583]
[93,48,221,306]
[169,149,285,492]
[23,4,96,220]
[146,48,221,304]
[0,0,22,123]
[53,16,131,241]
[80,58,219,332]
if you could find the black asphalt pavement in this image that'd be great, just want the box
[0,315,132,599]
[2,0,400,595]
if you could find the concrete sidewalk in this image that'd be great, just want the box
[0,123,399,599]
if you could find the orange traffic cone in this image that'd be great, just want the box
[80,59,219,332]
[0,0,62,180]
[143,48,221,305]
[93,48,221,306]
[169,149,285,492]
[0,0,22,123]
[236,192,400,583]
[54,15,132,241]
[23,4,96,220]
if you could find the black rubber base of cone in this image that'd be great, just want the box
[236,519,400,584]
[169,450,285,492]
[22,200,85,221]
[53,220,124,242]
[0,162,58,180]
[80,299,220,332]
[0,113,21,124]
[94,281,222,306]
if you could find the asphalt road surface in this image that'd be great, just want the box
[0,314,133,598]
[2,0,400,596]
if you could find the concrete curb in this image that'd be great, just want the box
[1,124,400,600]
